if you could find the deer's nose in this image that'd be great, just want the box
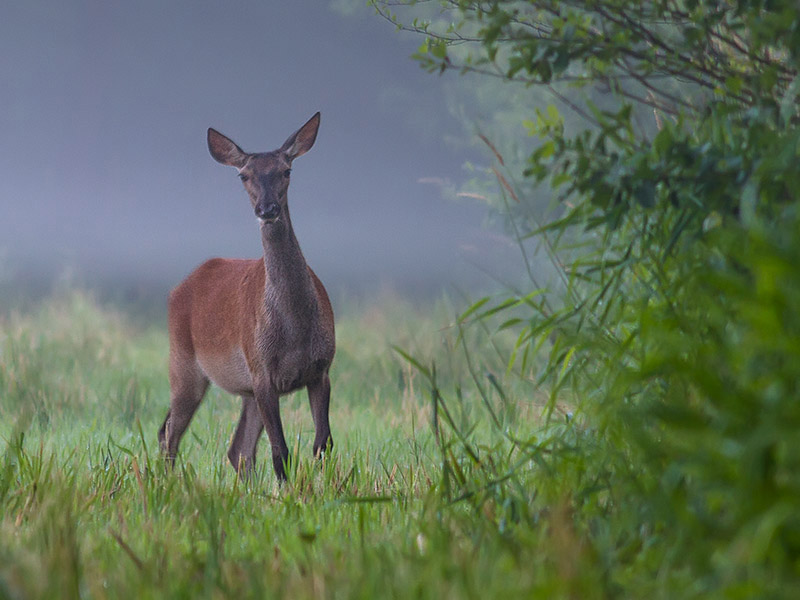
[256,202,281,221]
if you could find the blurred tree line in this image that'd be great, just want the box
[374,1,800,595]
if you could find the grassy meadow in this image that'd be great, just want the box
[0,290,569,599]
[4,270,798,599]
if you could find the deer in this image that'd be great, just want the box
[158,112,335,483]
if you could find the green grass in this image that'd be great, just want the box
[0,290,571,599]
[10,284,796,598]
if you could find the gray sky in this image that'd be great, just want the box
[1,1,518,304]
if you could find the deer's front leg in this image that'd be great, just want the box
[254,382,290,483]
[307,372,333,459]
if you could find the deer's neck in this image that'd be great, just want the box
[260,212,317,325]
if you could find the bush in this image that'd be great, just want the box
[377,0,800,594]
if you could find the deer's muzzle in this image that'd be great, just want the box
[256,202,281,222]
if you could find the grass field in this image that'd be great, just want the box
[0,290,578,599]
[4,285,798,599]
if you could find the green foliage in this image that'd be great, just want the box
[374,0,800,596]
[623,216,800,581]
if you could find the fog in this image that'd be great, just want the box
[1,1,521,309]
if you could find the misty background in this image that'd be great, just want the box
[1,1,527,313]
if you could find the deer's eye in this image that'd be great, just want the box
[238,173,249,182]
[283,169,291,178]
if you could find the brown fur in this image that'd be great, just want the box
[158,113,335,483]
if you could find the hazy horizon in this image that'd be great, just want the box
[1,1,525,311]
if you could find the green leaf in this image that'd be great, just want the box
[430,39,447,59]
[634,182,656,208]
[458,297,491,324]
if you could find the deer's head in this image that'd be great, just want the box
[207,112,320,225]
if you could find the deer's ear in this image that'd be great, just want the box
[208,128,248,168]
[280,112,320,161]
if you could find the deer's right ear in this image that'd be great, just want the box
[207,128,247,168]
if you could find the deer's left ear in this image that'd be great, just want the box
[280,112,320,161]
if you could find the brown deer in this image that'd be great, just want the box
[158,112,335,483]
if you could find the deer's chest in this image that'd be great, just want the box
[256,317,332,394]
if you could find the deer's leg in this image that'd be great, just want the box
[158,410,171,454]
[159,359,209,467]
[227,394,264,478]
[254,383,290,483]
[307,372,333,459]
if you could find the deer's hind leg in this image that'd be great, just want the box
[158,354,209,467]
[228,394,264,478]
